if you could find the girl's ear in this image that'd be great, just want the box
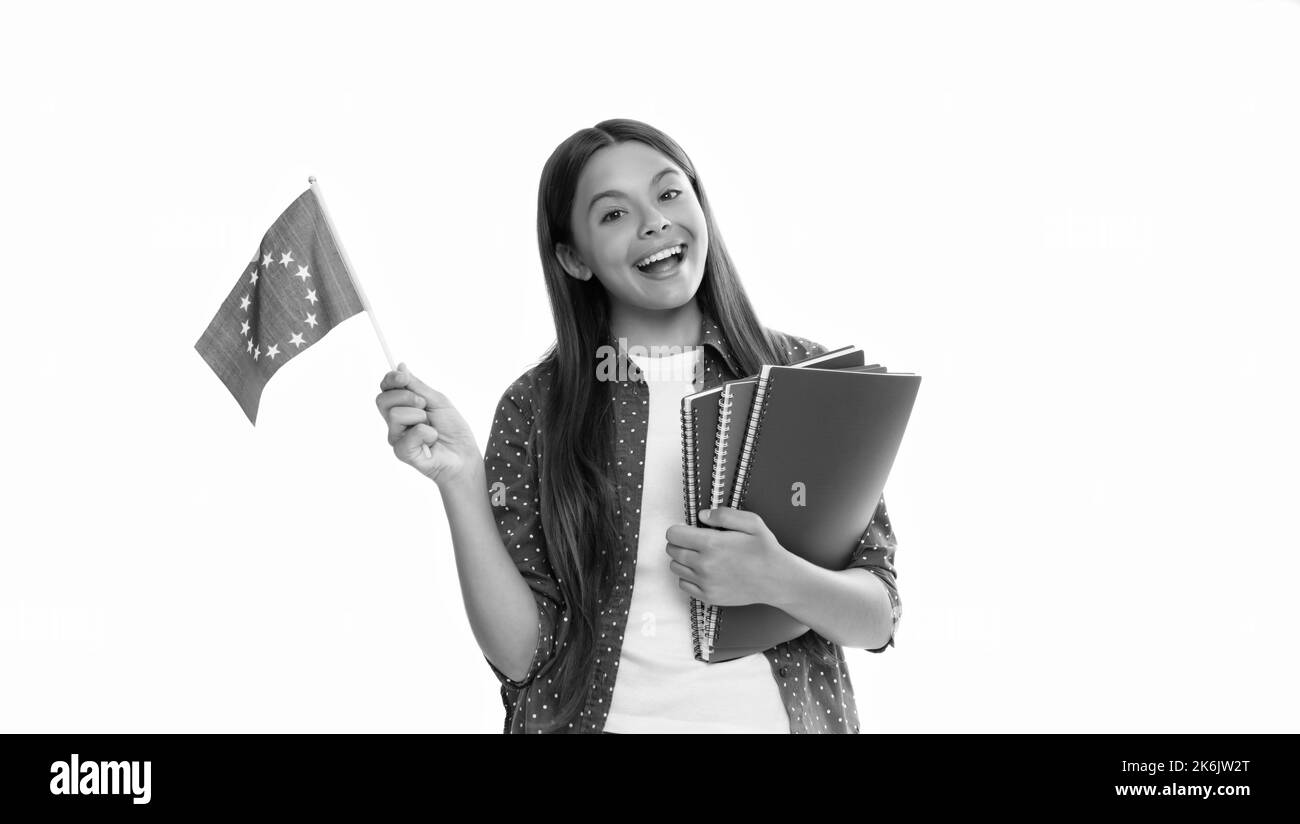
[555,243,593,282]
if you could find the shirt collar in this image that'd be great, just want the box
[698,310,743,376]
[600,309,743,380]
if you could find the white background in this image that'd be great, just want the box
[2,0,1297,733]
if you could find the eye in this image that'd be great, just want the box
[661,189,682,201]
[601,209,625,224]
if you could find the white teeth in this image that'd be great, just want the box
[635,244,683,268]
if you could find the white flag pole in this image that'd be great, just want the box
[308,176,431,460]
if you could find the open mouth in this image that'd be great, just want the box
[634,243,686,275]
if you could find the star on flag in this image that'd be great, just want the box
[306,289,318,305]
[294,265,311,282]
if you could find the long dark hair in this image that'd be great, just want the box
[532,118,837,731]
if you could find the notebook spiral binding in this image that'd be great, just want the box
[681,405,698,526]
[710,372,776,655]
[700,387,738,661]
[708,392,733,508]
[730,372,771,510]
[681,404,704,662]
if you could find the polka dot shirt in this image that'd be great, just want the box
[481,312,902,733]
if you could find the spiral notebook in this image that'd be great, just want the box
[681,343,873,657]
[679,345,871,661]
[679,345,865,658]
[692,361,921,663]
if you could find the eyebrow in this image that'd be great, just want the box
[587,168,683,214]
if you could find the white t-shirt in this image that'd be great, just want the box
[603,346,790,733]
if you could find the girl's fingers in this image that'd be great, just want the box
[668,559,697,581]
[387,407,429,445]
[396,371,452,411]
[665,544,698,569]
[395,423,438,463]
[376,389,426,419]
[379,369,409,392]
[379,369,452,412]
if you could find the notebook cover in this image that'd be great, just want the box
[682,386,725,526]
[707,366,921,663]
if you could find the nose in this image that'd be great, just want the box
[639,207,671,237]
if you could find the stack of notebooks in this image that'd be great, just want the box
[679,345,921,663]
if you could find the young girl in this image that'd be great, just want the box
[374,119,901,734]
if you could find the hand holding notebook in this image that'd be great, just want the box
[665,505,794,609]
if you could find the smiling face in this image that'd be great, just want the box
[556,140,708,313]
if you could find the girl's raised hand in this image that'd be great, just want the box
[376,364,481,487]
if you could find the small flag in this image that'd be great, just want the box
[195,188,364,423]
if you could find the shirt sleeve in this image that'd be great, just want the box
[847,494,901,653]
[481,373,564,690]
